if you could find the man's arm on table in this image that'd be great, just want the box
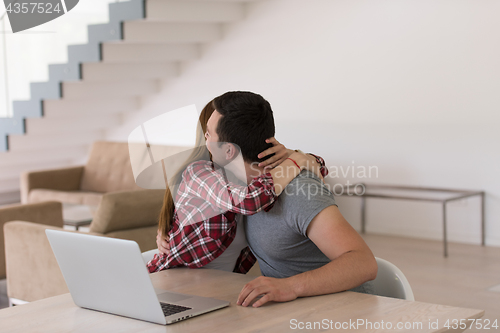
[237,205,378,307]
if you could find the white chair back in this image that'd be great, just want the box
[372,257,415,301]
[142,249,160,265]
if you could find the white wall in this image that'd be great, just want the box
[106,0,500,246]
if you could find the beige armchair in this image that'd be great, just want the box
[3,189,163,303]
[20,141,141,206]
[0,201,64,281]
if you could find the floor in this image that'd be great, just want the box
[362,234,500,333]
[1,234,498,332]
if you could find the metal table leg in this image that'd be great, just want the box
[361,196,366,234]
[481,192,485,246]
[443,202,448,258]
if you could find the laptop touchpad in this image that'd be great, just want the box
[157,291,192,303]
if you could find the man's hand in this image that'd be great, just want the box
[236,276,298,308]
[156,229,171,256]
[257,137,294,170]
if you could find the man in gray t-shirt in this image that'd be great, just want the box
[238,170,377,307]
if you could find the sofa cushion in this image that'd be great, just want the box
[106,225,158,252]
[89,189,163,234]
[80,141,141,193]
[28,189,103,207]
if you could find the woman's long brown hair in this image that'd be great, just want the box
[158,101,215,237]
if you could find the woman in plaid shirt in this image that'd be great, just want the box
[147,93,327,274]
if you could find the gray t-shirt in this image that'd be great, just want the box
[245,170,373,294]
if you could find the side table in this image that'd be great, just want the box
[341,183,484,257]
[62,204,97,231]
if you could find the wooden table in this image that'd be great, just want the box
[0,268,484,332]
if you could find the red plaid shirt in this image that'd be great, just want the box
[147,154,327,274]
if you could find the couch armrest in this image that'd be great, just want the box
[20,166,85,204]
[3,221,102,302]
[4,221,68,302]
[0,201,63,279]
[89,189,164,234]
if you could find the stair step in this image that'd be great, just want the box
[8,130,105,152]
[67,43,100,65]
[26,113,122,135]
[0,116,24,134]
[87,22,122,45]
[0,145,89,168]
[43,97,140,118]
[102,42,199,63]
[81,62,178,81]
[62,79,160,99]
[30,81,61,100]
[109,0,145,24]
[48,62,81,82]
[123,21,222,43]
[146,0,244,22]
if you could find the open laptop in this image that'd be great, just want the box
[45,229,229,325]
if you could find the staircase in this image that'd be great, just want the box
[0,0,257,204]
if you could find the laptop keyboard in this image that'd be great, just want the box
[160,302,192,317]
